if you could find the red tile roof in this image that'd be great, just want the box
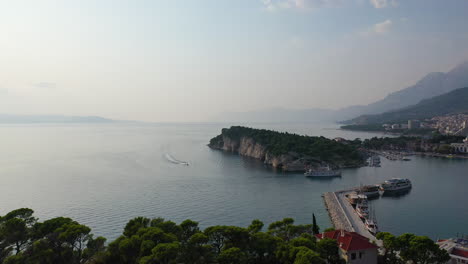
[315,230,379,251]
[452,248,468,258]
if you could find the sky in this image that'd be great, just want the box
[1,0,468,122]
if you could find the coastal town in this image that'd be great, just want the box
[382,114,468,137]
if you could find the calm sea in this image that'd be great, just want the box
[0,122,466,241]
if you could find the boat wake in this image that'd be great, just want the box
[164,153,189,166]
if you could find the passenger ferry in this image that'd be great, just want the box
[304,165,341,177]
[380,178,412,192]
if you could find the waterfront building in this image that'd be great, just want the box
[391,124,400,130]
[315,230,378,264]
[408,120,421,129]
[437,237,468,264]
[451,137,468,153]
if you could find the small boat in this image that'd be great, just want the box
[304,164,341,177]
[380,178,412,192]
[356,200,369,219]
[359,185,380,198]
[347,192,359,206]
[365,218,379,235]
[368,155,381,167]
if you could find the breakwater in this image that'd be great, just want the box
[323,192,354,231]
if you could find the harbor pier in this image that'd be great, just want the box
[323,189,382,245]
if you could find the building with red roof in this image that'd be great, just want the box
[437,238,468,263]
[315,230,378,264]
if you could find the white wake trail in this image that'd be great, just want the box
[164,153,189,166]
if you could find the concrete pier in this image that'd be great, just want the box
[323,189,382,246]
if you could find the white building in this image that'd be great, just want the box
[316,230,378,264]
[437,238,468,264]
[451,137,468,153]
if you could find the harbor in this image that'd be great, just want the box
[323,179,412,245]
[324,189,381,245]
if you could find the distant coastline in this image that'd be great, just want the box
[0,114,115,124]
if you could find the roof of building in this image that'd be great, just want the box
[315,230,378,251]
[452,248,468,259]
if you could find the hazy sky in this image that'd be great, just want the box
[1,0,468,122]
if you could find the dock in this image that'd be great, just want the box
[323,189,382,246]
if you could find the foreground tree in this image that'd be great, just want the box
[376,232,402,264]
[312,214,320,235]
[0,208,451,264]
[397,234,450,264]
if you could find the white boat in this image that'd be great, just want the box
[380,178,412,192]
[368,155,381,167]
[359,185,380,198]
[356,200,369,219]
[365,218,379,235]
[304,164,341,177]
[346,192,359,206]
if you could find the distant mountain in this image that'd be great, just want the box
[212,108,336,123]
[213,62,468,124]
[339,61,468,122]
[346,87,468,125]
[0,114,114,123]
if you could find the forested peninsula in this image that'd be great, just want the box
[208,126,364,171]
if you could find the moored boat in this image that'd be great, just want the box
[356,199,369,219]
[304,164,341,177]
[365,218,379,235]
[346,192,359,206]
[380,178,412,192]
[368,155,381,167]
[359,185,380,198]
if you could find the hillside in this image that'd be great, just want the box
[211,62,468,123]
[209,126,364,171]
[338,61,468,122]
[344,87,468,125]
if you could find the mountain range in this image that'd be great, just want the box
[345,87,468,125]
[215,61,468,123]
[338,61,468,122]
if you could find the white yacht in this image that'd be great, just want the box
[380,178,412,192]
[304,164,341,177]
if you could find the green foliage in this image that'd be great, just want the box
[294,247,325,264]
[377,232,450,264]
[0,208,450,264]
[210,126,364,167]
[397,234,450,264]
[316,238,341,264]
[312,214,320,235]
[376,232,402,264]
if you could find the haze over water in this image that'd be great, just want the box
[0,123,466,241]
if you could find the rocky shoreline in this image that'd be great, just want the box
[208,126,365,172]
[209,135,311,171]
